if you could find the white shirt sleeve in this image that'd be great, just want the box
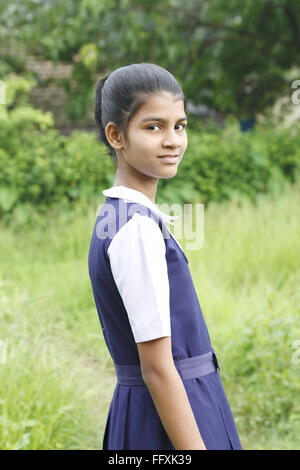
[107,212,171,343]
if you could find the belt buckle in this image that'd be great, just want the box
[212,350,221,372]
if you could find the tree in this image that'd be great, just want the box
[1,0,299,123]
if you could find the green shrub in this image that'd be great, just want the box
[220,300,300,439]
[0,76,115,225]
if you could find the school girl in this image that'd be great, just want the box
[88,63,242,450]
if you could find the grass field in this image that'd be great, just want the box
[0,177,299,450]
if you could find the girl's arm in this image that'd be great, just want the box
[137,336,207,450]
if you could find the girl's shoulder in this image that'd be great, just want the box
[95,197,166,255]
[100,196,163,230]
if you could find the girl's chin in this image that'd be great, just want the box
[158,167,178,178]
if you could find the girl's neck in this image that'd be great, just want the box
[113,177,158,204]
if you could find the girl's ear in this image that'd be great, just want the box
[105,122,124,151]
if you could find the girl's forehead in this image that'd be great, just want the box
[143,92,183,107]
[134,93,185,121]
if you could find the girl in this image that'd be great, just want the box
[88,63,242,450]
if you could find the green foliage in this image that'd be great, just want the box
[0,281,101,450]
[1,0,299,120]
[0,77,115,224]
[221,300,300,435]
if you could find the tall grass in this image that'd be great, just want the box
[186,178,300,449]
[0,177,299,449]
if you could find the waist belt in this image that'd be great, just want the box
[114,349,221,386]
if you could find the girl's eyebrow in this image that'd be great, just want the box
[140,116,188,123]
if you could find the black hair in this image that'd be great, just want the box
[94,63,186,165]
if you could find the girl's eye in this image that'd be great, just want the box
[147,123,187,131]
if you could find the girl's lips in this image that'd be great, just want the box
[158,155,179,164]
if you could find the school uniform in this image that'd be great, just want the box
[88,185,242,450]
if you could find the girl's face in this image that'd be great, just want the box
[116,92,188,180]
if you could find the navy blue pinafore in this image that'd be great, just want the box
[88,196,242,450]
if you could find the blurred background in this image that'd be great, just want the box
[0,0,299,450]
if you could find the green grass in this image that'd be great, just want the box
[0,177,299,449]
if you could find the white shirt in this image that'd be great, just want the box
[102,185,180,343]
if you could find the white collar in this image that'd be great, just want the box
[102,185,180,226]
